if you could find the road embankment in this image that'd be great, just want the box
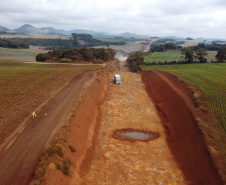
[141,70,223,185]
[41,71,109,185]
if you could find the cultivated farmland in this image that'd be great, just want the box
[0,60,101,145]
[0,47,48,61]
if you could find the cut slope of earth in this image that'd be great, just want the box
[141,70,223,185]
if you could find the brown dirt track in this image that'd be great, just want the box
[141,70,223,185]
[0,70,96,185]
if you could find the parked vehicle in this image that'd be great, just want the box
[114,74,121,85]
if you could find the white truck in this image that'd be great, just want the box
[114,74,121,85]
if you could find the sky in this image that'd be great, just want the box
[1,0,226,39]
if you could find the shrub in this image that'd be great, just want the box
[55,158,71,175]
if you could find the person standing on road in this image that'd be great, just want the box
[32,112,36,119]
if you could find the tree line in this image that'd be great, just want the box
[127,51,144,72]
[36,48,116,63]
[150,42,182,52]
[181,44,226,63]
[0,34,126,50]
[127,46,226,72]
[0,38,29,49]
[192,43,226,51]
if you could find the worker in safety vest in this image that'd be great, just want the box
[32,112,36,119]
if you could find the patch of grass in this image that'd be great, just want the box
[144,51,183,63]
[144,50,217,63]
[96,38,124,42]
[30,144,65,184]
[0,47,47,61]
[55,158,71,175]
[45,144,64,158]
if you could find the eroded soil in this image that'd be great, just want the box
[41,62,223,185]
[78,71,186,184]
[141,70,223,185]
[0,59,223,185]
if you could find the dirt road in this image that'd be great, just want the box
[0,70,96,185]
[79,63,186,184]
[37,60,223,185]
[78,67,222,184]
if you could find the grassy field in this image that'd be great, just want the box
[0,59,100,145]
[143,63,226,154]
[0,47,48,62]
[96,38,125,42]
[144,50,218,63]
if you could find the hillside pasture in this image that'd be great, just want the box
[144,50,218,63]
[178,40,199,47]
[0,47,48,61]
[0,60,101,145]
[144,51,182,63]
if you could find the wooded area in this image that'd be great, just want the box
[36,48,115,63]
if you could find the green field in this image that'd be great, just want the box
[144,50,218,63]
[0,47,47,61]
[96,38,125,42]
[143,63,226,153]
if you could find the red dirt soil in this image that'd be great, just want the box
[0,70,96,185]
[141,70,223,185]
[41,73,108,185]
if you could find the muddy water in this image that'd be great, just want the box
[80,72,186,184]
[113,129,159,142]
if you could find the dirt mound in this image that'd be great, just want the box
[141,70,223,185]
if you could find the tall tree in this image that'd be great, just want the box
[215,48,226,62]
[181,47,194,63]
[196,48,208,63]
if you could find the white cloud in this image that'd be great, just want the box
[0,0,226,39]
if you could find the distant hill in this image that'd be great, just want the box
[0,25,10,32]
[41,27,68,35]
[117,32,148,38]
[14,24,49,34]
[0,24,148,38]
[163,36,185,40]
[67,29,107,36]
[1,24,226,41]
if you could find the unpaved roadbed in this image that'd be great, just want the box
[0,70,96,185]
[79,72,186,184]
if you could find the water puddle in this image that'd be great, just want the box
[112,129,159,142]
